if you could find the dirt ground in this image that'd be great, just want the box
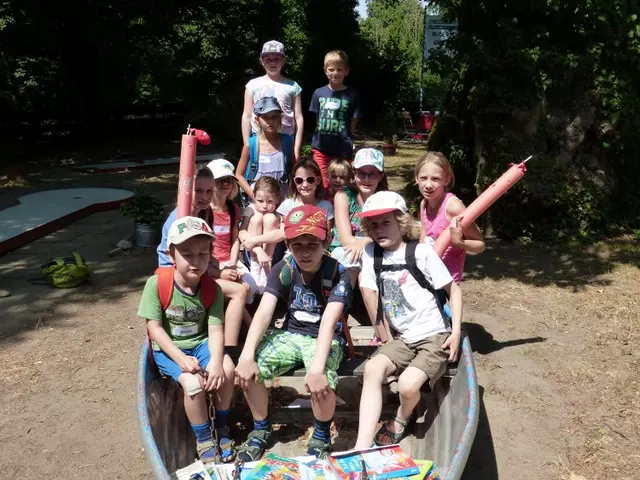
[0,143,638,479]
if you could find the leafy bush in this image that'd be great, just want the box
[120,193,165,225]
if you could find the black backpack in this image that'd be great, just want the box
[373,241,450,328]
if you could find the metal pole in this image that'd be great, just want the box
[419,2,428,112]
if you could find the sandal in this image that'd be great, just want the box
[217,426,236,463]
[237,429,272,462]
[196,439,221,464]
[374,416,409,446]
[306,437,333,459]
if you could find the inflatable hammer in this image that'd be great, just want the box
[177,126,211,219]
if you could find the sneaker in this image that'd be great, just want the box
[306,436,332,459]
[237,429,272,462]
[196,439,220,464]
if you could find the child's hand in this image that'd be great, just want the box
[180,355,201,374]
[205,363,225,391]
[256,250,272,269]
[235,357,260,391]
[305,371,330,402]
[243,238,258,251]
[450,216,464,248]
[442,331,461,362]
[220,267,239,282]
[345,238,367,263]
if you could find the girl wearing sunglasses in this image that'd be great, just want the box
[241,158,335,254]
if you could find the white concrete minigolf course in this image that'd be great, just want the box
[0,188,134,255]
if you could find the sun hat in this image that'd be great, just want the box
[207,159,235,180]
[356,191,408,218]
[167,216,215,247]
[253,96,283,116]
[353,148,384,172]
[283,205,328,240]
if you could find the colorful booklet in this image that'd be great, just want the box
[173,460,213,480]
[244,453,301,480]
[328,445,420,479]
[299,459,338,480]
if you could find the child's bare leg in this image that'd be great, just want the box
[353,355,397,449]
[261,213,280,258]
[247,212,264,240]
[394,366,429,429]
[214,354,236,410]
[216,278,247,346]
[311,389,336,422]
[178,373,209,425]
[243,380,269,421]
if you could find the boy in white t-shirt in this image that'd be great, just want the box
[352,191,462,449]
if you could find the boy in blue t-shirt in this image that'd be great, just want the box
[310,50,361,189]
[235,205,352,461]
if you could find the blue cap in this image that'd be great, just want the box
[253,96,283,116]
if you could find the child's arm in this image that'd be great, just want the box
[229,206,241,265]
[334,191,372,262]
[241,88,254,146]
[360,287,391,343]
[205,323,226,390]
[236,144,254,200]
[446,197,485,254]
[441,281,462,361]
[419,199,426,243]
[147,320,200,373]
[294,94,304,160]
[350,118,359,136]
[242,222,286,250]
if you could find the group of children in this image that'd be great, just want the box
[138,40,486,465]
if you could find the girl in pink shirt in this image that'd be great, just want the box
[416,152,486,283]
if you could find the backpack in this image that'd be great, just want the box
[279,255,355,358]
[373,241,450,329]
[41,252,90,288]
[154,266,218,311]
[246,134,293,184]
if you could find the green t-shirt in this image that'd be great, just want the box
[137,275,224,351]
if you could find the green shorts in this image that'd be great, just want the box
[256,330,344,389]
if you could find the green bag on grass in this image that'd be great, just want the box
[41,252,90,288]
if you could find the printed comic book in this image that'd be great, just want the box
[328,445,420,480]
[243,453,301,480]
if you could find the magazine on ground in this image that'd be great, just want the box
[328,444,420,480]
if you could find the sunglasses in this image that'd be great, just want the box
[294,176,317,185]
[215,177,234,184]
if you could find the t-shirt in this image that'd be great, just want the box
[329,187,364,251]
[360,242,453,344]
[246,76,302,136]
[310,85,361,158]
[265,256,352,340]
[212,204,241,263]
[276,198,334,222]
[137,274,224,350]
[157,207,213,267]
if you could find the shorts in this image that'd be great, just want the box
[153,340,210,382]
[221,260,258,303]
[255,330,344,389]
[374,333,450,389]
[330,246,362,271]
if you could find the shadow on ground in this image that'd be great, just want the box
[463,322,546,355]
[462,386,498,479]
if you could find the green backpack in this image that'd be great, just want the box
[41,252,91,288]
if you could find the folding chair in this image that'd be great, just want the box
[399,111,427,143]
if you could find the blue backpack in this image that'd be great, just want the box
[245,134,294,184]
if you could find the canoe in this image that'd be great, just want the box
[136,333,479,479]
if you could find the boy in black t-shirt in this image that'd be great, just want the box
[235,205,352,461]
[310,50,362,189]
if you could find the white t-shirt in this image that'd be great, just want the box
[276,198,334,222]
[246,76,302,136]
[360,242,453,344]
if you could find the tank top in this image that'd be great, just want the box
[422,192,465,283]
[252,150,289,198]
[212,204,241,263]
[329,187,364,251]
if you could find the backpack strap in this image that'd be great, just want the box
[226,199,237,229]
[155,266,176,311]
[373,244,385,326]
[404,241,451,329]
[245,136,259,183]
[200,274,218,310]
[280,134,293,183]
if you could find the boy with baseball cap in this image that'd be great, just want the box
[352,192,463,450]
[235,205,352,461]
[138,216,237,463]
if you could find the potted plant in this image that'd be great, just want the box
[382,133,398,156]
[379,109,399,156]
[120,193,166,247]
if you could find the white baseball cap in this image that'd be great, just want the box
[353,148,384,172]
[207,159,235,180]
[167,216,214,247]
[356,191,408,218]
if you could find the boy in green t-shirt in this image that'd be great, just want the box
[138,216,236,463]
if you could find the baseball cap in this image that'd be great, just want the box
[207,159,235,180]
[284,205,328,240]
[253,96,283,116]
[261,40,285,57]
[353,148,384,172]
[356,191,408,218]
[167,216,215,247]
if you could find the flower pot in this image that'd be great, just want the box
[382,144,397,156]
[134,222,160,248]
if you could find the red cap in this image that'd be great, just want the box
[284,205,328,240]
[193,129,211,146]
